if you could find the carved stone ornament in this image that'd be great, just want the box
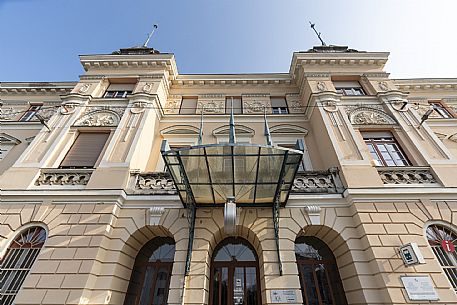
[316,81,327,92]
[197,100,225,114]
[148,206,165,225]
[142,83,153,93]
[164,99,181,114]
[78,83,92,94]
[391,99,410,112]
[322,101,338,112]
[288,99,304,113]
[130,101,151,114]
[304,206,321,225]
[60,102,80,115]
[0,106,16,120]
[349,107,397,125]
[378,81,389,91]
[244,100,266,113]
[74,109,121,127]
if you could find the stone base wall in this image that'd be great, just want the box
[0,199,456,305]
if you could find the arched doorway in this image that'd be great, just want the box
[123,237,175,305]
[210,237,261,305]
[295,236,348,305]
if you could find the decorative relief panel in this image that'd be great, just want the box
[346,105,397,125]
[164,96,181,114]
[73,106,125,127]
[286,94,304,114]
[0,105,17,120]
[242,94,271,114]
[197,95,225,114]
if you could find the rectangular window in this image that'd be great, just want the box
[60,132,110,168]
[103,83,136,98]
[429,101,453,119]
[19,104,42,122]
[271,97,288,114]
[179,97,198,114]
[225,97,242,114]
[333,81,365,96]
[362,131,410,167]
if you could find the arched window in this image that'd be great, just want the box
[295,236,347,305]
[0,226,47,305]
[123,237,175,305]
[426,224,457,291]
[210,237,260,305]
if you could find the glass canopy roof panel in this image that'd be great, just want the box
[162,143,303,206]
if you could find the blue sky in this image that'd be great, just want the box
[1,0,457,81]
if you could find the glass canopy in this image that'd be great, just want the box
[161,142,303,206]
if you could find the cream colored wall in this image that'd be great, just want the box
[1,199,456,305]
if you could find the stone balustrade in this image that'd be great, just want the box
[35,169,93,186]
[131,168,344,195]
[377,166,438,185]
[291,168,344,193]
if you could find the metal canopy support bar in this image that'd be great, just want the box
[272,151,289,276]
[175,151,198,276]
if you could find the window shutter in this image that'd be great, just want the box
[333,81,361,88]
[271,97,287,108]
[106,83,136,91]
[225,97,242,114]
[60,132,110,168]
[179,97,198,114]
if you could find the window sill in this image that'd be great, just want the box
[375,166,438,185]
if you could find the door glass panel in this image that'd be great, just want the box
[152,267,170,305]
[246,267,257,305]
[315,264,333,305]
[233,267,245,305]
[222,267,228,305]
[138,266,155,305]
[302,264,319,305]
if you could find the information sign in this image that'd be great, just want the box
[401,276,439,301]
[270,290,296,303]
[441,240,455,252]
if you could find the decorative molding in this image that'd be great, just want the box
[322,101,339,112]
[60,101,81,115]
[78,83,92,93]
[242,93,270,98]
[200,94,224,98]
[377,167,437,185]
[316,81,327,92]
[304,206,321,225]
[74,106,125,127]
[346,105,397,125]
[74,109,121,127]
[270,124,308,136]
[362,72,390,78]
[148,206,165,225]
[35,107,58,120]
[448,133,457,143]
[0,133,21,144]
[213,124,255,136]
[243,100,270,114]
[142,83,153,93]
[161,125,199,135]
[303,73,331,78]
[378,81,389,91]
[35,169,93,186]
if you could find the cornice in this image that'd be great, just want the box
[172,76,293,87]
[0,82,75,95]
[79,54,178,77]
[393,78,457,91]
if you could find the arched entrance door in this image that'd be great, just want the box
[210,238,261,305]
[295,236,348,305]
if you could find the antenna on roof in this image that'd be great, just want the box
[309,21,326,46]
[142,24,158,48]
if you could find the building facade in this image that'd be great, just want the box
[0,45,457,305]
